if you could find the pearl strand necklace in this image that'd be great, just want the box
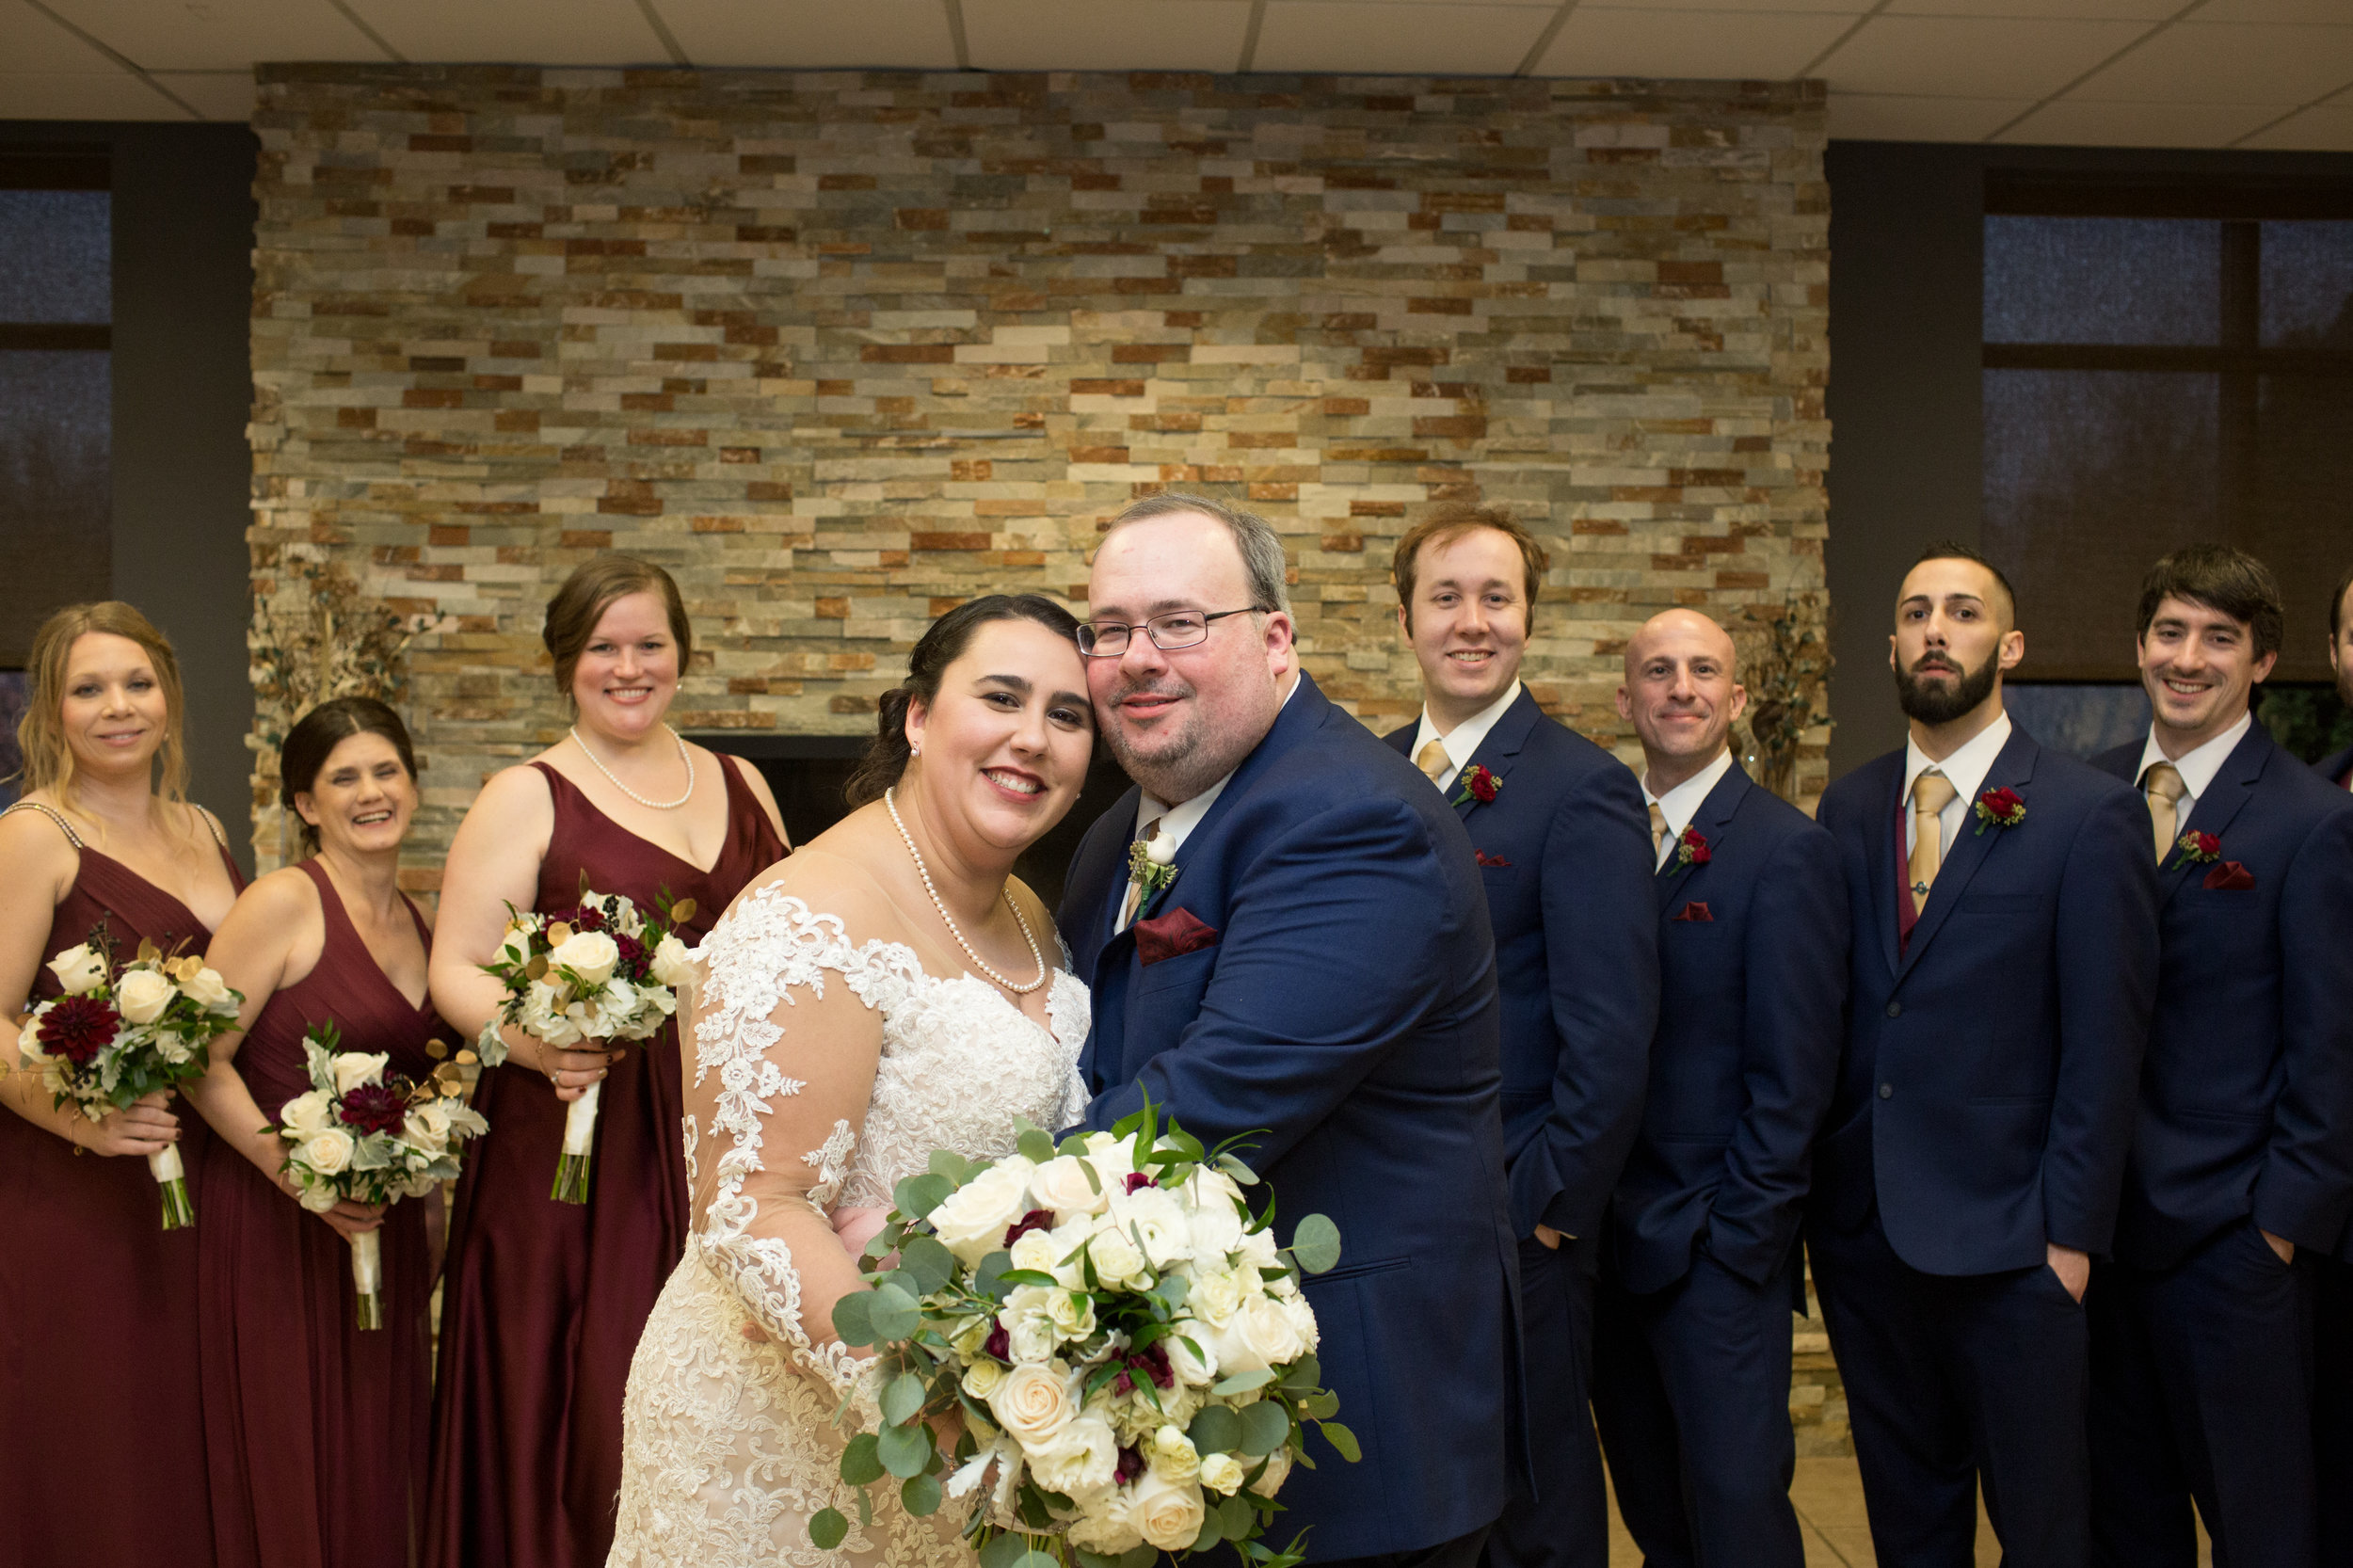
[885,787,1048,995]
[569,725,695,810]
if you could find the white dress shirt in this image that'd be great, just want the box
[1901,711,2015,857]
[1408,680,1525,795]
[1116,674,1302,933]
[2132,712,2252,819]
[1643,745,1736,871]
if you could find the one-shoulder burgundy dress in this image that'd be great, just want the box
[425,757,785,1568]
[0,802,244,1568]
[199,857,448,1568]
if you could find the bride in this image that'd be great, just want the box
[608,595,1098,1567]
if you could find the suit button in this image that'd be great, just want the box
[1879,1083,1894,1099]
[1885,1001,1902,1018]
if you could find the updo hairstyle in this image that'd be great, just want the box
[541,554,694,703]
[280,696,418,854]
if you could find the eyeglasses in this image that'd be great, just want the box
[1077,607,1261,659]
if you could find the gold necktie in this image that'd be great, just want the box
[1117,816,1163,934]
[1416,739,1450,787]
[1648,802,1669,859]
[2144,763,2186,864]
[1909,773,1959,907]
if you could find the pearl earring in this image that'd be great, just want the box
[910,744,921,758]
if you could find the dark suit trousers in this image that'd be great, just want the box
[2314,1255,2353,1565]
[1484,1233,1606,1568]
[1811,1213,2089,1568]
[2089,1219,2316,1568]
[1592,1247,1804,1568]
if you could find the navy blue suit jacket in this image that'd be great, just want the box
[2314,741,2353,1263]
[2084,727,2353,1269]
[1382,688,1659,1242]
[1609,761,1849,1297]
[1061,673,1520,1560]
[1812,724,2161,1275]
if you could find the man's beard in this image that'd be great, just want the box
[1097,675,1218,804]
[1894,648,1999,727]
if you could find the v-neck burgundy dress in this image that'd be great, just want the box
[425,758,785,1568]
[199,857,447,1568]
[0,805,244,1568]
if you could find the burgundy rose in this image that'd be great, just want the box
[2178,830,2221,864]
[1003,1208,1056,1247]
[36,994,120,1066]
[1122,1172,1157,1194]
[1451,764,1501,807]
[1677,826,1711,867]
[339,1082,409,1136]
[983,1323,1010,1362]
[1114,1445,1146,1487]
[1972,786,2027,836]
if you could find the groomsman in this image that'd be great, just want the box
[1809,543,2160,1568]
[2081,544,2353,1567]
[2317,562,2353,1566]
[1588,610,1847,1568]
[1381,505,1658,1568]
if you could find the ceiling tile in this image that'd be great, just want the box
[1882,0,2176,17]
[1997,97,2281,145]
[2237,104,2353,149]
[344,0,668,66]
[1814,15,2151,100]
[2067,23,2353,104]
[40,0,384,71]
[655,0,957,68]
[964,0,1254,72]
[1577,0,1866,13]
[1538,8,1855,79]
[1253,2,1555,75]
[5,1,134,72]
[152,68,254,120]
[1827,91,2034,139]
[0,69,184,118]
[2190,0,2353,21]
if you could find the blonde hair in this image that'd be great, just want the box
[15,602,190,807]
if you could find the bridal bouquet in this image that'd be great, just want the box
[18,934,244,1229]
[813,1101,1353,1568]
[473,886,695,1203]
[266,1021,487,1328]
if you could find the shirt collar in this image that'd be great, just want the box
[1644,745,1735,847]
[1410,680,1524,775]
[1903,710,2013,811]
[2135,711,2251,805]
[1130,670,1303,850]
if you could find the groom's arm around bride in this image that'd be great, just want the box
[1061,495,1522,1568]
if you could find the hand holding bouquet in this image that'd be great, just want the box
[813,1100,1353,1568]
[17,933,244,1228]
[265,1021,486,1328]
[473,884,695,1204]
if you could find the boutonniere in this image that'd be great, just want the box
[2174,830,2220,866]
[1126,827,1179,899]
[1972,786,2026,836]
[1674,825,1711,867]
[1451,764,1501,808]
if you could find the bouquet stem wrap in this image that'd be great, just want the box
[148,1144,195,1231]
[350,1228,384,1331]
[553,1080,600,1205]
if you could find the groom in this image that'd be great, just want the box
[1061,493,1522,1568]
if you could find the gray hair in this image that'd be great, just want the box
[1101,492,1290,615]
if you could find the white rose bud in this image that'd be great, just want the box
[1166,1320,1218,1385]
[1031,1154,1110,1217]
[46,944,106,995]
[332,1051,391,1097]
[1128,1470,1208,1551]
[1148,1424,1201,1483]
[114,968,178,1026]
[1046,1288,1097,1341]
[280,1089,334,1138]
[1198,1451,1246,1496]
[1088,1226,1148,1288]
[179,966,234,1011]
[1008,1230,1062,1276]
[1144,828,1176,866]
[1248,1445,1293,1497]
[986,1359,1075,1447]
[962,1359,1007,1401]
[300,1127,356,1177]
[1192,1267,1244,1327]
[648,933,696,989]
[929,1159,1037,1267]
[1029,1414,1118,1503]
[549,929,620,987]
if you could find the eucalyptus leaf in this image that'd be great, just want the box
[1280,1354,1321,1390]
[893,1172,953,1222]
[1187,1402,1241,1455]
[876,1419,932,1479]
[1212,1368,1274,1396]
[1301,1391,1339,1420]
[1016,1122,1056,1165]
[1320,1420,1363,1463]
[901,1471,943,1516]
[840,1432,886,1486]
[809,1508,849,1550]
[1218,1495,1256,1538]
[832,1290,877,1346]
[1239,1398,1290,1457]
[1192,1510,1226,1550]
[1116,1546,1158,1568]
[881,1371,927,1428]
[1289,1213,1342,1274]
[867,1282,920,1341]
[897,1235,955,1296]
[978,1532,1029,1568]
[974,1250,1017,1301]
[928,1148,970,1184]
[1013,1553,1061,1568]
[992,1268,1058,1288]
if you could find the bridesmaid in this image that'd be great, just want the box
[0,602,242,1568]
[184,698,444,1568]
[425,554,789,1568]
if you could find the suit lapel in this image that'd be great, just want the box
[1899,728,2039,979]
[1657,759,1751,891]
[2159,726,2268,900]
[1868,760,1903,982]
[1452,688,1540,820]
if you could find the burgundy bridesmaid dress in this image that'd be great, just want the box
[425,755,785,1568]
[0,803,244,1568]
[199,858,447,1568]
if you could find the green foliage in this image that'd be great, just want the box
[808,1508,848,1549]
[1289,1214,1342,1274]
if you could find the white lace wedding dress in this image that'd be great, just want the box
[607,885,1091,1568]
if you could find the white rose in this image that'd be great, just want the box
[179,967,234,1010]
[1211,1296,1305,1376]
[648,933,696,989]
[1064,1496,1142,1555]
[1088,1225,1148,1288]
[1045,1288,1096,1341]
[1148,1424,1201,1483]
[549,929,619,987]
[1238,1225,1281,1272]
[962,1359,1007,1401]
[404,1100,454,1155]
[1031,1154,1110,1217]
[280,1089,334,1138]
[114,968,177,1025]
[46,944,106,995]
[1248,1444,1293,1497]
[1166,1320,1218,1385]
[496,925,534,968]
[1198,1451,1246,1496]
[1128,1469,1208,1550]
[1008,1230,1063,1276]
[1186,1198,1244,1260]
[1192,1267,1244,1327]
[1144,828,1176,867]
[1112,1185,1193,1269]
[1280,1292,1321,1354]
[987,1359,1074,1447]
[332,1051,391,1096]
[929,1160,1037,1266]
[300,1127,355,1177]
[1187,1164,1244,1209]
[1029,1414,1118,1502]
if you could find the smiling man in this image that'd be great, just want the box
[2080,545,2353,1568]
[1809,542,2160,1568]
[1376,504,1657,1568]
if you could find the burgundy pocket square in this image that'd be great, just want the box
[1476,851,1513,868]
[1672,901,1714,923]
[2203,860,2257,891]
[1135,908,1219,966]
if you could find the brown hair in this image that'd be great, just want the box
[2136,543,2285,661]
[1100,491,1290,614]
[14,601,189,804]
[542,554,694,701]
[280,696,418,854]
[1391,504,1549,629]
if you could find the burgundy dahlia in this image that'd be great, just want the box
[339,1082,409,1136]
[1130,1342,1175,1389]
[1114,1446,1146,1487]
[37,995,120,1066]
[561,904,609,934]
[613,933,648,980]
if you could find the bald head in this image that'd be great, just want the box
[1616,610,1746,792]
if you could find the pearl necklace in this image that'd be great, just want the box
[569,726,695,810]
[885,787,1048,995]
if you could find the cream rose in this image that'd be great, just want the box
[1088,1225,1149,1288]
[549,929,620,987]
[332,1051,391,1096]
[1238,1225,1282,1272]
[1031,1154,1110,1217]
[986,1359,1074,1447]
[930,1159,1036,1266]
[1198,1451,1246,1496]
[300,1127,356,1177]
[404,1100,454,1155]
[1128,1470,1208,1550]
[1029,1414,1117,1501]
[114,968,177,1025]
[1191,1266,1245,1326]
[496,925,534,968]
[1045,1288,1096,1341]
[1166,1320,1218,1385]
[1148,1424,1201,1483]
[46,944,105,995]
[1248,1445,1292,1497]
[179,966,234,1010]
[1211,1296,1305,1376]
[1112,1185,1192,1269]
[961,1359,1007,1401]
[280,1089,335,1138]
[648,933,694,989]
[1008,1229,1063,1276]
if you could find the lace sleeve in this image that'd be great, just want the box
[686,887,922,1399]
